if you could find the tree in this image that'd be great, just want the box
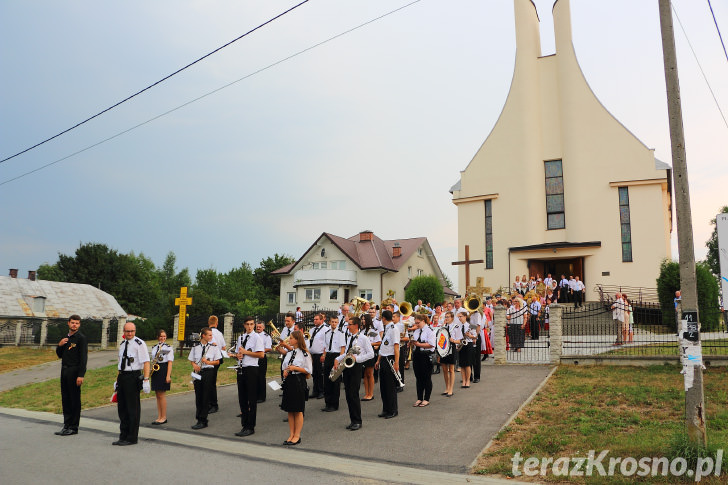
[656,259,720,331]
[404,275,445,305]
[705,206,728,277]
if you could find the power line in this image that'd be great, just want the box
[0,0,310,166]
[707,0,728,62]
[0,0,423,187]
[672,3,728,130]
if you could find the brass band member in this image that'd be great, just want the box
[150,329,173,425]
[375,310,399,418]
[114,322,150,446]
[321,315,345,412]
[281,330,312,445]
[188,327,222,430]
[439,311,461,397]
[55,314,87,436]
[411,313,436,406]
[234,317,265,437]
[334,316,374,430]
[392,311,407,388]
[207,315,226,414]
[255,321,272,402]
[307,313,327,399]
[458,313,475,388]
[361,313,380,401]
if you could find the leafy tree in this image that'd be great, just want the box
[405,275,445,306]
[37,262,64,281]
[705,206,728,277]
[656,259,720,331]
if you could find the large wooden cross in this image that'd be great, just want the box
[452,245,484,289]
[175,286,193,341]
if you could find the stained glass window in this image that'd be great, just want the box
[484,200,493,269]
[545,160,565,229]
[618,187,632,262]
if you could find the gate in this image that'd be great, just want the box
[506,305,550,363]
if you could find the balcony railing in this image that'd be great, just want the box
[293,268,357,286]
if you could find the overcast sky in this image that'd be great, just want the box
[1,0,726,293]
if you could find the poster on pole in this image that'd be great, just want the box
[718,213,728,307]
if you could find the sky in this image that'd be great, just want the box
[1,0,726,294]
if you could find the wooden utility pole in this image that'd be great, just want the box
[658,0,706,446]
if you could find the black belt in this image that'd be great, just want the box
[119,370,140,374]
[200,367,214,372]
[61,364,78,369]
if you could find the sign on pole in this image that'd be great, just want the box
[717,213,728,304]
[175,287,192,341]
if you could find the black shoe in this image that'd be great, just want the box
[348,423,361,431]
[113,440,131,446]
[288,438,301,445]
[59,428,78,436]
[316,394,325,399]
[481,355,488,361]
[191,422,207,430]
[151,420,167,425]
[282,417,289,422]
[117,440,136,446]
[235,428,254,437]
[257,399,265,403]
[377,412,388,418]
[236,413,243,418]
[472,379,480,383]
[396,387,403,393]
[208,406,219,414]
[385,412,398,419]
[321,407,336,412]
[54,427,68,435]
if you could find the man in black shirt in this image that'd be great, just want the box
[55,314,88,436]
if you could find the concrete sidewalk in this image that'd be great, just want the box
[0,349,119,392]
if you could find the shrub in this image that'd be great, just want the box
[404,275,445,305]
[656,260,721,331]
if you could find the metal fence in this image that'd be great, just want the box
[506,306,551,363]
[562,302,727,358]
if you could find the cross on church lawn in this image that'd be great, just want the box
[452,245,484,289]
[175,286,193,342]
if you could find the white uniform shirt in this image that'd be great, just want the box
[412,325,436,352]
[280,325,294,340]
[257,332,272,352]
[568,278,577,291]
[234,332,264,367]
[118,337,150,371]
[576,280,585,292]
[151,343,174,363]
[210,327,226,352]
[187,342,222,370]
[529,300,542,316]
[308,324,327,354]
[379,322,401,357]
[338,331,374,364]
[448,321,464,342]
[324,327,345,354]
[282,348,313,375]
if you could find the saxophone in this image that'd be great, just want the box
[328,345,360,382]
[150,345,169,377]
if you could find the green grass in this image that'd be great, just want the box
[0,347,59,373]
[475,365,728,483]
[605,340,728,357]
[0,353,282,413]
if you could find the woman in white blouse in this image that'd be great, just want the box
[281,330,312,446]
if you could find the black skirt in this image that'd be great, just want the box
[458,345,472,367]
[439,351,455,365]
[363,356,376,368]
[281,373,307,413]
[151,362,170,391]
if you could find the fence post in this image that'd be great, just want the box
[549,304,563,364]
[14,320,23,346]
[493,307,507,364]
[101,318,109,349]
[39,318,48,347]
[223,313,234,347]
[116,317,126,347]
[172,313,180,350]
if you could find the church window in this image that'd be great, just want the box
[618,187,633,262]
[545,160,565,229]
[484,200,493,269]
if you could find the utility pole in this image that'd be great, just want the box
[658,0,707,446]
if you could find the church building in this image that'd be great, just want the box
[450,0,672,300]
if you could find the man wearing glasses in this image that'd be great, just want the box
[114,322,150,446]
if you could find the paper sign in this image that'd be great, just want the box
[268,380,282,391]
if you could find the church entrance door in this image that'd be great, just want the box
[529,258,583,282]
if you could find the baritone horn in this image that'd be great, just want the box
[351,297,369,316]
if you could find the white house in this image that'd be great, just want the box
[273,230,456,312]
[450,0,672,300]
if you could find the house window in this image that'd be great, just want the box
[417,269,424,276]
[320,248,326,258]
[359,289,373,300]
[484,199,493,269]
[330,261,346,270]
[545,160,565,229]
[329,288,338,300]
[618,187,633,262]
[311,262,319,270]
[305,288,321,301]
[417,247,423,256]
[408,266,412,277]
[320,261,327,270]
[287,292,296,304]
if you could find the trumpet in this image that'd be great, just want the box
[329,345,360,381]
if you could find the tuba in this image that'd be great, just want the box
[465,294,482,313]
[351,297,369,316]
[399,301,413,318]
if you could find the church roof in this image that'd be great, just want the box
[0,276,127,319]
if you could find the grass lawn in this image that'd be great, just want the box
[0,353,282,413]
[605,340,728,357]
[0,347,59,373]
[475,365,728,483]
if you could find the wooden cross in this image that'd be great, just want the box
[175,286,193,341]
[452,245,484,289]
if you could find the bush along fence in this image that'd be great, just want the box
[0,316,124,349]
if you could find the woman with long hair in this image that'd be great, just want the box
[281,330,312,445]
[360,313,379,401]
[150,329,174,425]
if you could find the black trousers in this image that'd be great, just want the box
[60,365,81,430]
[574,290,583,307]
[379,356,398,415]
[343,363,362,425]
[311,353,324,396]
[194,369,215,424]
[472,335,482,379]
[323,353,341,410]
[117,371,141,443]
[530,315,540,340]
[398,342,408,382]
[257,356,267,401]
[412,351,433,401]
[210,362,221,407]
[237,366,258,430]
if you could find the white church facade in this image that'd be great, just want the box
[451,0,672,300]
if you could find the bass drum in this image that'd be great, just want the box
[435,327,452,358]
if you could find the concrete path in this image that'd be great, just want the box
[0,349,119,392]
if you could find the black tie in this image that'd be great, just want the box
[122,340,129,370]
[328,329,335,350]
[310,325,321,346]
[242,335,249,350]
[347,335,355,352]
